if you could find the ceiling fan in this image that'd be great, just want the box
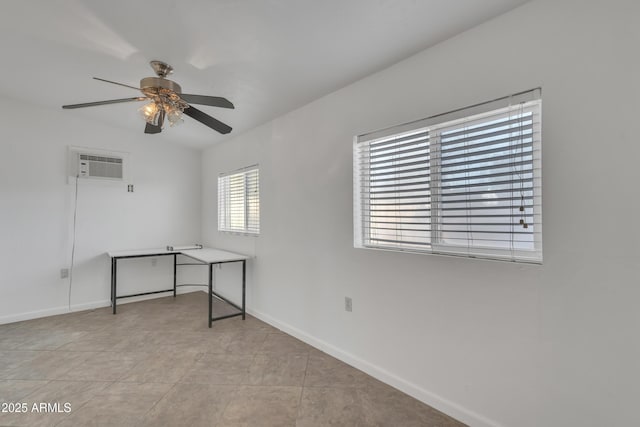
[62,60,234,135]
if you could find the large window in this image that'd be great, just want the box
[218,166,260,235]
[353,89,542,263]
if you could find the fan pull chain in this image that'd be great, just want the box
[517,102,528,229]
[519,195,528,228]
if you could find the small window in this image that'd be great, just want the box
[218,166,260,235]
[354,89,542,263]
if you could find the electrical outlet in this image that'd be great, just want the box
[151,258,157,267]
[60,268,69,279]
[345,297,352,312]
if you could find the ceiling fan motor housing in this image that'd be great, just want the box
[140,77,182,98]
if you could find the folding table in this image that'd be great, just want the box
[107,247,249,327]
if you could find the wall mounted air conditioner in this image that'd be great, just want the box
[68,146,130,183]
[78,153,123,179]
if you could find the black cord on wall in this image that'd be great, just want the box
[68,175,79,311]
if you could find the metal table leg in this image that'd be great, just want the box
[208,263,213,328]
[173,253,177,297]
[111,257,117,314]
[242,260,246,320]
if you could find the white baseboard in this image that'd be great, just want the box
[0,287,204,325]
[0,300,110,324]
[247,307,503,427]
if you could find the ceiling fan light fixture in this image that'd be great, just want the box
[166,108,184,127]
[139,101,164,126]
[139,101,160,125]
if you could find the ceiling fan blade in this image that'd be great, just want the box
[144,110,165,134]
[183,105,232,134]
[144,122,162,134]
[62,97,147,109]
[93,77,140,91]
[180,94,234,109]
[158,109,165,128]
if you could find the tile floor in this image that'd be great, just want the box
[0,292,465,426]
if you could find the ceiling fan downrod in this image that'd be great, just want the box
[149,60,173,78]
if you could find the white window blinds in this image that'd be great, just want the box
[354,89,542,263]
[218,166,260,234]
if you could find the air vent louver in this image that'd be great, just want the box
[79,153,123,180]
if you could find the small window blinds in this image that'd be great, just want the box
[354,89,542,263]
[218,166,260,234]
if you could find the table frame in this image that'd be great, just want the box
[109,250,246,328]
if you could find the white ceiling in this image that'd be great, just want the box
[0,0,528,149]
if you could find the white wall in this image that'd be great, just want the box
[0,97,203,323]
[201,1,640,426]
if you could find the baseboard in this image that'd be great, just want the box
[0,300,110,324]
[247,307,503,427]
[0,287,204,325]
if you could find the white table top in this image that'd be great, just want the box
[108,247,249,264]
[181,248,250,264]
[107,247,178,258]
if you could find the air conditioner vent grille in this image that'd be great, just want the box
[79,154,123,164]
[78,154,124,180]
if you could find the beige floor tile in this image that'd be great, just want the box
[145,330,215,348]
[0,380,110,427]
[0,379,48,403]
[259,333,313,355]
[0,321,24,335]
[180,354,254,384]
[5,351,93,381]
[304,352,372,388]
[296,386,367,427]
[4,313,82,333]
[55,382,173,427]
[137,330,231,354]
[55,330,131,352]
[221,331,268,355]
[238,317,281,333]
[218,385,301,427]
[195,332,234,354]
[89,313,146,332]
[359,381,466,427]
[248,353,308,386]
[0,330,40,350]
[0,351,43,379]
[63,351,147,381]
[139,383,235,427]
[98,381,173,398]
[15,331,87,351]
[0,406,64,427]
[211,316,280,334]
[54,394,152,427]
[110,331,165,352]
[119,351,202,383]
